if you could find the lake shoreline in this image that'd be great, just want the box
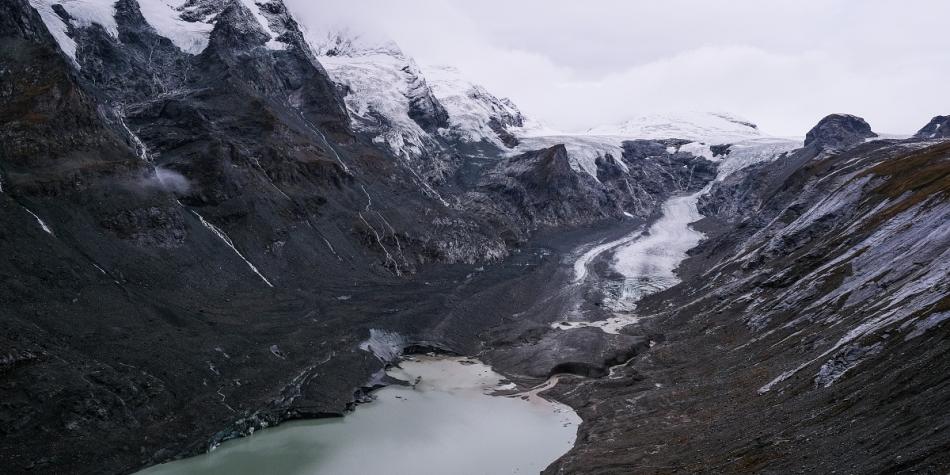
[136,355,580,475]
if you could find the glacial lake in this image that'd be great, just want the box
[137,356,579,475]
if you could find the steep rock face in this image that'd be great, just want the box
[404,62,451,132]
[547,131,950,474]
[51,0,511,273]
[475,145,614,228]
[468,143,717,239]
[915,114,950,138]
[804,113,877,149]
[703,115,883,224]
[699,146,812,224]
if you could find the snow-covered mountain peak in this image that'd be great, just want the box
[586,111,763,143]
[308,27,404,58]
[29,0,296,61]
[311,28,529,160]
[312,31,448,161]
[423,65,526,147]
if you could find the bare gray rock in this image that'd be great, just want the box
[804,113,876,149]
[914,114,950,138]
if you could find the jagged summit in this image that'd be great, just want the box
[311,28,527,159]
[804,113,877,149]
[915,115,950,139]
[29,0,303,62]
[423,65,525,146]
[309,27,404,58]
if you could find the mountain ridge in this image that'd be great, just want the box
[2,1,948,474]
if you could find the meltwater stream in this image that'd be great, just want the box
[137,356,579,475]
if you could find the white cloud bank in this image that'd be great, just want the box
[287,0,950,136]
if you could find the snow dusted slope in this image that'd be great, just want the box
[30,0,293,61]
[307,29,526,160]
[312,30,444,160]
[29,0,118,63]
[135,0,218,54]
[302,28,788,185]
[423,65,525,148]
[514,113,798,182]
[586,111,762,142]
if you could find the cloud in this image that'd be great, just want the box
[286,0,950,135]
[140,166,191,194]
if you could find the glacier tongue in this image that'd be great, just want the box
[611,190,706,304]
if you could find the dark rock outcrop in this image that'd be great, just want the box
[915,115,950,138]
[488,117,519,147]
[486,326,648,379]
[403,64,450,132]
[475,145,615,228]
[468,142,716,235]
[804,113,876,150]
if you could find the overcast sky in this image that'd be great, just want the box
[288,0,950,136]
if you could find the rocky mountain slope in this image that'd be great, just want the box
[545,114,950,474]
[1,1,948,474]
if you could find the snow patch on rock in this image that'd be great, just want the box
[424,65,525,147]
[513,134,626,182]
[237,0,287,50]
[313,33,437,160]
[22,206,54,236]
[29,0,120,63]
[359,329,407,362]
[137,0,216,54]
